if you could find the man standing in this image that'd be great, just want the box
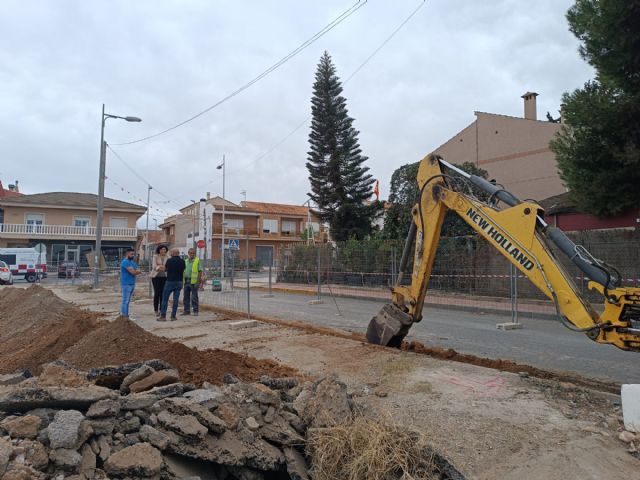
[159,248,186,321]
[120,247,141,319]
[183,247,203,316]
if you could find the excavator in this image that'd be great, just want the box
[366,153,640,352]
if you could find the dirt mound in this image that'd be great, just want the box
[0,286,105,375]
[0,285,74,339]
[61,316,299,386]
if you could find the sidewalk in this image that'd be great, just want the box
[249,280,559,318]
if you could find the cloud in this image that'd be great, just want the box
[0,0,593,217]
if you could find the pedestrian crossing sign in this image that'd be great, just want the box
[228,239,240,250]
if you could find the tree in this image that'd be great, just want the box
[550,0,640,216]
[306,52,377,241]
[382,161,488,239]
[383,162,419,240]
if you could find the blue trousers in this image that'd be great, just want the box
[161,280,182,317]
[120,284,135,317]
[183,282,199,313]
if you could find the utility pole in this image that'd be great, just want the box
[94,104,106,289]
[190,199,197,249]
[93,104,141,289]
[217,155,226,286]
[146,185,152,297]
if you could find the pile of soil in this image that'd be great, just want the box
[0,286,105,374]
[60,315,299,386]
[0,286,299,386]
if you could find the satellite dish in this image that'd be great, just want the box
[33,243,46,253]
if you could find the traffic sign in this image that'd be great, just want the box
[228,239,240,250]
[196,239,205,249]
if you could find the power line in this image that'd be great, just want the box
[112,0,367,146]
[251,0,428,165]
[158,1,427,205]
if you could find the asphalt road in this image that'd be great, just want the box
[225,291,640,385]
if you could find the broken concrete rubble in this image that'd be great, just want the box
[0,363,355,480]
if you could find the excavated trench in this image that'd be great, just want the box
[0,286,466,479]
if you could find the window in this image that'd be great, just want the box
[262,219,278,233]
[110,217,128,228]
[282,220,296,234]
[225,219,244,233]
[310,222,320,233]
[74,216,91,227]
[26,213,44,233]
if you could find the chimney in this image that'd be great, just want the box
[521,92,538,120]
[8,184,15,192]
[14,180,19,193]
[206,192,210,200]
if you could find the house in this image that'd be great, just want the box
[0,180,22,198]
[433,92,565,200]
[160,196,323,265]
[540,192,640,232]
[0,192,146,267]
[136,230,166,261]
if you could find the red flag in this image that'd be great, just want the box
[373,180,379,200]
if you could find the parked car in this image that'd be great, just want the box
[0,261,14,285]
[58,261,80,279]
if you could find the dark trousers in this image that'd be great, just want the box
[152,277,167,312]
[183,282,199,313]
[161,281,182,317]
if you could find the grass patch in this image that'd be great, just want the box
[307,414,440,480]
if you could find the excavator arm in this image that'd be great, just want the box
[366,154,640,351]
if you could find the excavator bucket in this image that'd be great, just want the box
[366,303,415,348]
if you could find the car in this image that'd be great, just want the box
[0,261,14,285]
[58,261,80,279]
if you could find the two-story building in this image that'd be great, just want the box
[160,197,322,266]
[0,192,146,267]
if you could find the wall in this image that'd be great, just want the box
[434,113,564,201]
[1,206,140,228]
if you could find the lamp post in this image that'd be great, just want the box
[190,199,197,249]
[94,104,141,289]
[216,155,226,284]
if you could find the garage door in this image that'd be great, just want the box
[256,246,274,267]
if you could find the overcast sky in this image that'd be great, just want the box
[0,0,593,224]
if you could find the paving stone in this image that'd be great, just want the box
[0,415,41,439]
[129,370,180,394]
[229,320,259,330]
[104,442,162,478]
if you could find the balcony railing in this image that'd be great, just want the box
[212,226,260,236]
[0,224,138,238]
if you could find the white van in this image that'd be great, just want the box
[0,248,48,282]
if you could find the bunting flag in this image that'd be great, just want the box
[373,179,380,201]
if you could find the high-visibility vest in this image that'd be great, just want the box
[184,258,201,284]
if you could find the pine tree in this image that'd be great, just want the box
[306,52,376,241]
[550,0,640,216]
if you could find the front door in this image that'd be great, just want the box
[256,245,274,267]
[66,246,79,263]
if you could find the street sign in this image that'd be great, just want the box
[196,239,205,249]
[228,239,240,251]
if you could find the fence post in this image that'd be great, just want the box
[246,233,250,319]
[262,251,274,298]
[497,262,522,330]
[308,244,324,305]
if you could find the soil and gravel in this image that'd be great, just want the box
[3,284,639,479]
[0,286,297,386]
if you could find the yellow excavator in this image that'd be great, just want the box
[366,154,640,352]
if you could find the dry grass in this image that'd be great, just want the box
[307,414,440,480]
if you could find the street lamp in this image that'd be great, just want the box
[94,104,141,289]
[190,199,197,249]
[216,155,226,284]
